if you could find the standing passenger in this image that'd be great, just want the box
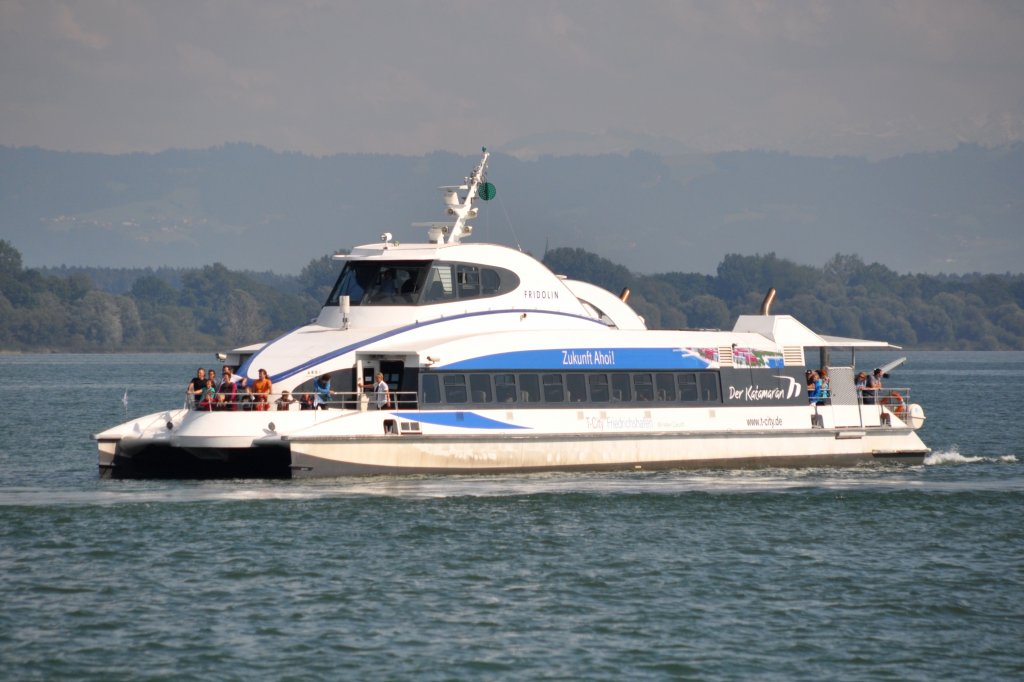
[187,368,206,408]
[864,368,883,405]
[808,370,822,405]
[855,371,868,403]
[313,374,332,409]
[373,373,391,410]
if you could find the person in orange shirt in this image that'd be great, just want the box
[253,368,272,411]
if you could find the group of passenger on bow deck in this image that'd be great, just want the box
[186,367,391,412]
[187,365,272,411]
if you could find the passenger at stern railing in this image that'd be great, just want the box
[863,368,883,405]
[817,368,830,405]
[855,371,868,403]
[807,370,824,405]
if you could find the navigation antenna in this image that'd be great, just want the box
[416,147,495,245]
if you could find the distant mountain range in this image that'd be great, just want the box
[1,142,1021,275]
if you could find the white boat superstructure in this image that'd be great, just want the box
[95,149,929,478]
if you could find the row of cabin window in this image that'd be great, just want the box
[420,371,721,406]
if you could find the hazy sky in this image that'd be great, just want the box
[2,0,1023,160]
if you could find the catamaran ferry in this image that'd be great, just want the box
[94,149,929,478]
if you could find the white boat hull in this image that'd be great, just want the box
[96,403,927,478]
[287,427,927,477]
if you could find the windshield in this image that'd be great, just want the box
[325,260,520,307]
[326,261,428,306]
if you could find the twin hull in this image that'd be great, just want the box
[98,404,929,479]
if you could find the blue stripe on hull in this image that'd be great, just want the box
[391,411,530,430]
[443,347,713,370]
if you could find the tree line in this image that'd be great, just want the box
[1,239,1023,352]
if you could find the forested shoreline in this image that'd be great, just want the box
[2,239,1022,352]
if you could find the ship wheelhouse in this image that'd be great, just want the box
[326,259,521,307]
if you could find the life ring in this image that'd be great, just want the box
[881,391,906,417]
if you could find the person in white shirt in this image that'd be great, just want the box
[373,373,390,410]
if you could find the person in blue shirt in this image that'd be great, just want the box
[313,374,332,409]
[808,370,823,404]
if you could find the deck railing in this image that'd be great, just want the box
[187,390,420,412]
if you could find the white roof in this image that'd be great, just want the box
[733,314,898,349]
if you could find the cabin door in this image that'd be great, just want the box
[357,360,407,407]
[380,358,403,395]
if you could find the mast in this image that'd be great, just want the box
[417,147,491,244]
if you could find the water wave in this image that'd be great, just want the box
[924,450,1018,466]
[2,459,1021,506]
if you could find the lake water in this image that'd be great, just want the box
[1,351,1022,680]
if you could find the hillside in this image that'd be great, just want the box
[2,144,1022,276]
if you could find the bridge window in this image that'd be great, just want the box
[328,260,521,307]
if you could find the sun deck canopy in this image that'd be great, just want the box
[733,314,899,349]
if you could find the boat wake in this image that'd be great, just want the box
[4,454,1022,507]
[923,450,1018,466]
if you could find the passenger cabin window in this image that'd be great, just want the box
[444,374,468,404]
[495,374,517,403]
[700,373,720,402]
[543,374,565,402]
[611,373,631,402]
[588,374,610,402]
[469,374,492,403]
[520,374,541,403]
[633,373,654,401]
[327,260,519,307]
[656,373,676,402]
[567,374,587,403]
[678,373,699,402]
[422,375,441,404]
[419,370,725,409]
